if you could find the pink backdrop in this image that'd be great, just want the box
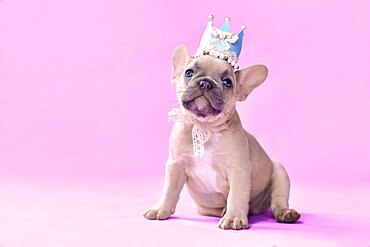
[1,0,370,184]
[1,1,370,246]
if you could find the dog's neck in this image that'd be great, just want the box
[169,106,238,157]
[169,106,237,133]
[195,107,237,133]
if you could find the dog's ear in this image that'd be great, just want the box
[235,65,268,101]
[171,45,192,85]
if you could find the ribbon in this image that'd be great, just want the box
[168,108,211,157]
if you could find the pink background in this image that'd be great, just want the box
[1,0,370,183]
[1,0,370,246]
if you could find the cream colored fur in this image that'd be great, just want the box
[144,45,300,230]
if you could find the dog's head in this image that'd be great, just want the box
[171,45,268,122]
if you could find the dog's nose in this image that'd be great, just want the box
[198,80,214,90]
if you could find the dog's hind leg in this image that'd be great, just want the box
[270,160,300,223]
[197,205,224,217]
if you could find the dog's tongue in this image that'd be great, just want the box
[194,96,211,112]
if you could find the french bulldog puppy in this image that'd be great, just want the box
[144,45,300,230]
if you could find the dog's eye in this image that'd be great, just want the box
[184,69,194,78]
[223,79,233,88]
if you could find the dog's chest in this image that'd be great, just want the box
[185,135,224,193]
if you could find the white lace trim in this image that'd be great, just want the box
[168,108,211,157]
[192,124,211,157]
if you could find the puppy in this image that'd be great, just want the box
[144,45,300,230]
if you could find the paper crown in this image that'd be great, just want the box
[194,15,246,69]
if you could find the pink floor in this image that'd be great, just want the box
[1,176,369,247]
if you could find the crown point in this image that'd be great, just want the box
[208,14,214,21]
[225,17,231,22]
[241,24,247,30]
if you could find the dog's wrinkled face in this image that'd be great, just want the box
[180,56,235,118]
[171,45,268,121]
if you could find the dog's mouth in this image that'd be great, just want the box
[182,96,222,118]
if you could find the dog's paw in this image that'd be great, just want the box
[273,208,300,223]
[217,213,249,230]
[143,208,173,220]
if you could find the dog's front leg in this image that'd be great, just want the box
[144,161,186,220]
[218,164,251,230]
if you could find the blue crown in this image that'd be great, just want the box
[194,15,246,68]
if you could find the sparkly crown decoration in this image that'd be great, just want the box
[194,15,246,69]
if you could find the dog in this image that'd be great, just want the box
[143,44,300,230]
